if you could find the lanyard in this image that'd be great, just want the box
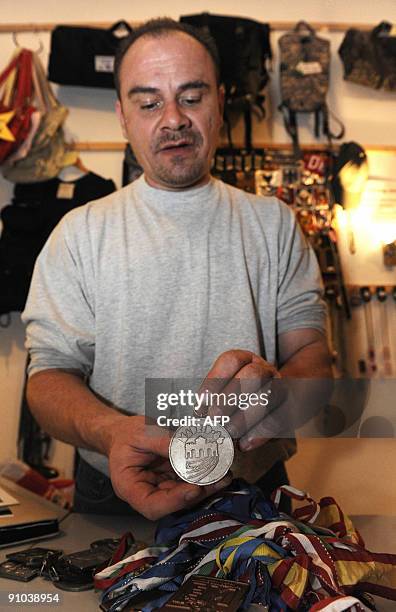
[95,480,396,612]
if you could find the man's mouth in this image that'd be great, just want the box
[159,140,194,152]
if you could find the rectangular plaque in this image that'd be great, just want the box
[159,575,249,611]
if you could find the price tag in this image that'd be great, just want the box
[57,182,75,200]
[95,55,115,73]
[296,61,322,75]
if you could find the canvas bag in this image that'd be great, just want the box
[278,22,344,156]
[0,49,35,164]
[2,52,72,183]
[339,21,396,91]
[48,21,132,88]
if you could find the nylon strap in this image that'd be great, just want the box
[95,480,396,612]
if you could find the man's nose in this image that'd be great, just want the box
[160,100,191,131]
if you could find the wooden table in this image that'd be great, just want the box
[0,513,394,610]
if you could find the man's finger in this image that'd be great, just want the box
[138,423,173,458]
[226,377,288,439]
[196,350,255,407]
[126,473,232,519]
[205,349,255,380]
[238,407,294,451]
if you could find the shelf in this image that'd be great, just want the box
[73,142,396,153]
[0,21,377,34]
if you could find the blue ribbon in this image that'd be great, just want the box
[101,480,288,611]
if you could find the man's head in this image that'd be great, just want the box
[114,18,224,191]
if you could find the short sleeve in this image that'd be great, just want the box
[276,203,327,336]
[22,214,95,378]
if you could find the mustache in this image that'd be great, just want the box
[153,130,203,152]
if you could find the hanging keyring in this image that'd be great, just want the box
[12,30,44,54]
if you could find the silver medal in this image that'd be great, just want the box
[169,419,234,485]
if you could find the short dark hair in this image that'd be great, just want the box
[114,17,221,98]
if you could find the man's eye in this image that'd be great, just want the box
[180,96,201,106]
[140,101,161,111]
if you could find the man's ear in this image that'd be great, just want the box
[115,99,128,140]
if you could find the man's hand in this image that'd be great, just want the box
[200,331,332,452]
[26,371,232,520]
[198,349,283,451]
[107,415,232,520]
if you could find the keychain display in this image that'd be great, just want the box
[376,286,393,377]
[348,285,396,378]
[0,535,140,592]
[360,287,377,376]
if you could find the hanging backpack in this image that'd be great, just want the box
[278,21,344,157]
[180,13,272,149]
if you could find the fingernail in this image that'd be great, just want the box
[239,439,252,452]
[185,488,201,502]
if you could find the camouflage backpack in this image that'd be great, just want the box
[278,21,344,156]
[339,21,396,91]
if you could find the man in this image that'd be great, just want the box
[22,19,331,520]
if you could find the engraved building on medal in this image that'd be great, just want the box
[169,421,234,485]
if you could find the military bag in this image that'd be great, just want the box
[278,21,344,157]
[339,21,396,91]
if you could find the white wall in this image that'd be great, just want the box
[0,1,395,513]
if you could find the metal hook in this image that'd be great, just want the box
[12,30,44,54]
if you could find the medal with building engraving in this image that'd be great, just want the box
[169,420,234,485]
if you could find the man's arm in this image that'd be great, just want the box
[26,369,231,519]
[255,326,334,446]
[278,327,332,379]
[26,369,125,455]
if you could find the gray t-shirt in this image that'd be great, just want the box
[22,175,326,478]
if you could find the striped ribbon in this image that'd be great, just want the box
[95,479,396,612]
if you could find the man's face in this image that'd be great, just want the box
[116,32,224,190]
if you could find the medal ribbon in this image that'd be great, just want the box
[95,480,396,611]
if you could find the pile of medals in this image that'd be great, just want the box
[94,480,396,611]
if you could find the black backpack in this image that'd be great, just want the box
[180,13,272,148]
[278,22,344,157]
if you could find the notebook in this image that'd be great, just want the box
[0,477,67,548]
